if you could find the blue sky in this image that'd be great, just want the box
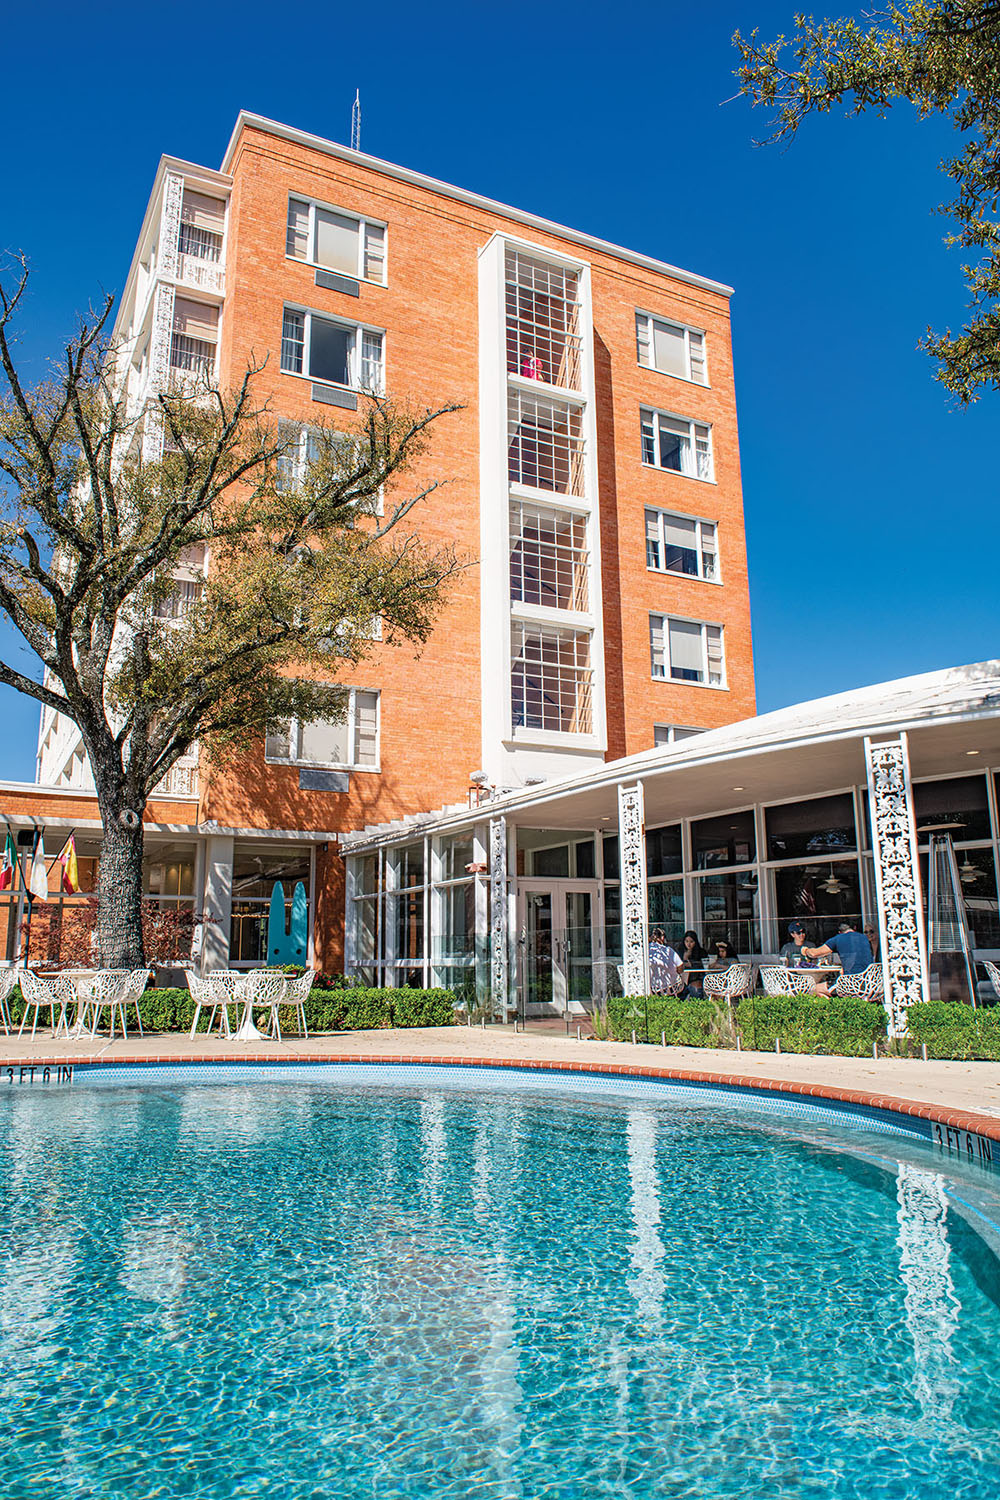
[1,1,996,780]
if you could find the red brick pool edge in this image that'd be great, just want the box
[4,1047,1000,1151]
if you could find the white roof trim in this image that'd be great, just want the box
[222,111,734,299]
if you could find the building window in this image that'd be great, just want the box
[505,248,583,390]
[508,389,585,496]
[509,502,589,612]
[511,624,593,734]
[169,297,218,379]
[645,508,718,580]
[280,307,384,393]
[635,311,707,384]
[641,407,713,481]
[178,191,225,261]
[286,197,386,284]
[653,724,704,747]
[650,615,724,686]
[265,689,379,769]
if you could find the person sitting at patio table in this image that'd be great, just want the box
[803,919,874,996]
[708,939,739,970]
[780,922,814,969]
[649,928,683,994]
[679,930,707,996]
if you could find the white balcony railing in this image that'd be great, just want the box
[177,254,225,294]
[155,763,198,798]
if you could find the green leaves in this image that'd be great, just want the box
[735,2,1000,400]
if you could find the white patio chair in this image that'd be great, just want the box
[759,964,795,996]
[81,970,133,1039]
[18,970,75,1038]
[703,963,755,1002]
[239,969,293,1042]
[283,970,314,1037]
[834,962,884,1000]
[122,967,151,1035]
[186,971,233,1039]
[0,967,20,1035]
[984,960,1000,1002]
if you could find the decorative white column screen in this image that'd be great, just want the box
[505,249,582,390]
[618,782,650,997]
[489,815,509,1019]
[864,734,930,1035]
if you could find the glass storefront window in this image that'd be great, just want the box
[354,853,381,895]
[353,895,378,964]
[604,884,621,964]
[914,776,991,843]
[771,859,861,948]
[646,825,682,878]
[395,842,425,888]
[765,793,857,862]
[603,835,620,881]
[696,873,759,954]
[230,847,310,964]
[919,847,1000,948]
[691,810,756,871]
[143,845,196,899]
[648,879,684,947]
[439,836,475,883]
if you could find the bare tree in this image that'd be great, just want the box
[0,261,462,966]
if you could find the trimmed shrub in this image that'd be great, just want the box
[390,989,457,1028]
[608,995,736,1047]
[735,994,886,1056]
[906,1002,1000,1061]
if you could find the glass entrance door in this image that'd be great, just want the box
[519,882,600,1013]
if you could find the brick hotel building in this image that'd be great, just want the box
[19,110,755,985]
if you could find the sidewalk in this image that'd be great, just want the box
[4,1022,1000,1135]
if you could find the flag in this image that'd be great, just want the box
[58,835,80,894]
[29,844,49,902]
[0,832,15,892]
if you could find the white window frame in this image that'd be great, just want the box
[653,724,706,746]
[277,420,384,515]
[649,614,726,689]
[640,406,714,483]
[280,305,385,394]
[635,309,708,386]
[265,687,380,771]
[645,507,720,584]
[286,195,387,285]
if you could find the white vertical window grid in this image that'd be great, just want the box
[509,501,590,613]
[508,389,586,496]
[504,248,583,390]
[511,624,593,734]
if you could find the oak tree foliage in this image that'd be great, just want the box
[0,260,463,964]
[735,1,1000,401]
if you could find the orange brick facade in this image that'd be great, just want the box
[196,119,754,967]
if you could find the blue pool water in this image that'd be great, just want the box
[3,1079,1000,1498]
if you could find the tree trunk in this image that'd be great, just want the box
[96,807,146,968]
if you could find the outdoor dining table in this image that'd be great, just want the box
[229,972,291,1042]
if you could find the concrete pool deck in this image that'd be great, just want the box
[4,1022,1000,1143]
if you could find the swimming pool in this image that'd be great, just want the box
[3,1069,1000,1497]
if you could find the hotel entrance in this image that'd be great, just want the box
[517,881,602,1015]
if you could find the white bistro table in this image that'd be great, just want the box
[230,972,291,1042]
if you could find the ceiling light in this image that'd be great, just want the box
[733,785,744,791]
[966,750,981,756]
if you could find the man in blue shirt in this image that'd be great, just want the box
[804,921,874,982]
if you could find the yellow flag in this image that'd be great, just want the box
[59,835,80,894]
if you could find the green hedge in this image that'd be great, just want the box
[608,995,737,1047]
[906,1001,1000,1061]
[734,994,886,1056]
[4,984,457,1035]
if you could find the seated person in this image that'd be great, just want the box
[708,939,739,971]
[649,927,683,994]
[679,930,707,996]
[803,920,874,996]
[780,922,814,968]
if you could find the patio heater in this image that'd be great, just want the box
[926,832,978,1007]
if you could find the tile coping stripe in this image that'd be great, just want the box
[3,1052,999,1145]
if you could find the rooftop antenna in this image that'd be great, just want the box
[351,90,361,152]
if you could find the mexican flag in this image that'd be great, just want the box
[0,832,17,892]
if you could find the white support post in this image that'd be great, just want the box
[202,834,234,973]
[865,734,930,1036]
[618,782,649,998]
[489,814,509,1020]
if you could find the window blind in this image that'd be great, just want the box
[181,192,226,233]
